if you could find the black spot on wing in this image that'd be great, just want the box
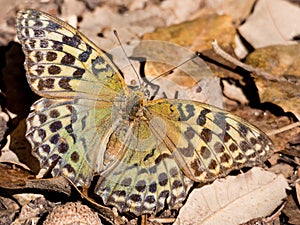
[63,35,81,48]
[143,148,155,162]
[46,20,62,31]
[91,56,114,77]
[196,108,211,126]
[177,103,195,121]
[78,44,92,62]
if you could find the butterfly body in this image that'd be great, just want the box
[16,9,273,216]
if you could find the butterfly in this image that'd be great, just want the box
[16,9,273,216]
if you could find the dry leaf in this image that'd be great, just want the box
[143,14,236,52]
[245,44,300,119]
[79,5,169,51]
[11,196,56,225]
[160,0,203,23]
[204,0,256,23]
[295,179,300,206]
[174,167,288,225]
[131,41,224,108]
[260,78,300,117]
[238,0,300,48]
[282,195,300,225]
[0,163,32,188]
[78,1,205,52]
[269,163,294,179]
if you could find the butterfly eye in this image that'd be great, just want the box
[143,89,150,99]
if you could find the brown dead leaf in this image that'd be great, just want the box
[0,196,19,225]
[0,164,121,224]
[239,0,300,48]
[245,44,300,77]
[9,119,40,173]
[0,163,73,198]
[11,196,56,225]
[0,0,31,45]
[174,167,288,225]
[282,195,300,225]
[258,81,299,109]
[203,0,256,23]
[159,0,203,23]
[78,3,171,51]
[269,163,294,179]
[143,14,236,52]
[61,0,85,23]
[0,163,33,188]
[245,44,300,119]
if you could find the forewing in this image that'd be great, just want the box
[16,9,126,100]
[16,9,125,187]
[146,99,273,183]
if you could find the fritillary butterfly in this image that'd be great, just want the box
[16,9,273,215]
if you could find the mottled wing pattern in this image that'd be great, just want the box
[96,139,193,215]
[16,9,125,99]
[95,110,194,215]
[94,98,273,215]
[16,9,126,187]
[147,99,273,182]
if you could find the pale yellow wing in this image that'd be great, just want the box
[16,9,127,187]
[94,113,193,216]
[146,99,273,182]
[94,98,273,215]
[16,9,126,99]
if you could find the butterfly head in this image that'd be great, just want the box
[124,90,148,120]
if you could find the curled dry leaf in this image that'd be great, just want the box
[174,167,288,225]
[238,0,300,48]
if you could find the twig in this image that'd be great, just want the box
[267,121,300,136]
[211,40,284,82]
[148,217,176,223]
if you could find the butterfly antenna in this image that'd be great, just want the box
[113,30,142,87]
[147,52,200,85]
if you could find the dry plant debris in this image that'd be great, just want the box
[0,0,298,225]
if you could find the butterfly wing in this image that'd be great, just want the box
[94,98,272,215]
[146,99,273,182]
[94,114,193,215]
[16,9,126,187]
[16,9,126,99]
